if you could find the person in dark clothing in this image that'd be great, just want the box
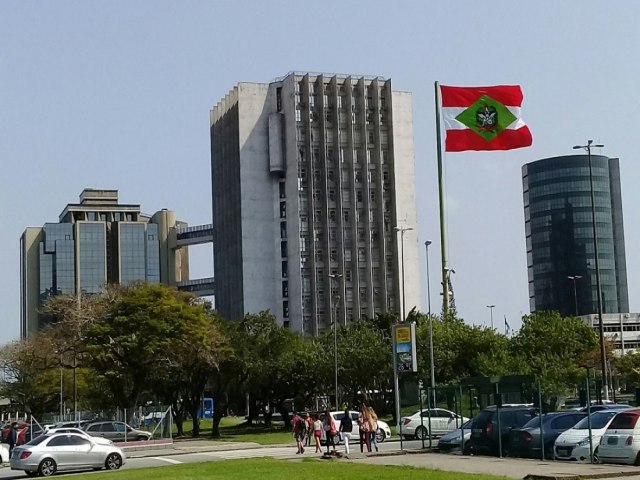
[7,422,18,457]
[339,408,353,456]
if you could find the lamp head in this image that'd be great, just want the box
[425,240,432,246]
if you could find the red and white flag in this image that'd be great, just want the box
[440,85,532,152]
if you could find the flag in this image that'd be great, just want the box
[440,85,532,152]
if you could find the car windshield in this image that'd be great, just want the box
[461,420,473,429]
[574,411,617,430]
[25,434,49,446]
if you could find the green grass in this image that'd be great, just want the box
[174,416,295,446]
[108,458,508,480]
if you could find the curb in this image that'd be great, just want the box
[524,474,640,480]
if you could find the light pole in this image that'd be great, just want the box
[425,240,436,405]
[328,273,342,411]
[394,226,413,322]
[486,305,495,330]
[568,275,583,316]
[573,140,608,401]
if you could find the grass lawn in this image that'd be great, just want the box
[175,416,294,445]
[108,458,508,480]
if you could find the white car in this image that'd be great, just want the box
[401,408,469,440]
[555,410,621,462]
[321,410,392,444]
[0,443,9,463]
[44,427,114,446]
[599,408,640,465]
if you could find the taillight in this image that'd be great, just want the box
[520,431,533,443]
[486,422,493,437]
[19,451,32,460]
[626,436,633,446]
[403,418,411,425]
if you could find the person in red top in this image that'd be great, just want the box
[304,413,313,447]
[292,412,306,454]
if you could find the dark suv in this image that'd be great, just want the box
[466,405,538,456]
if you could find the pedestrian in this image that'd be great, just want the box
[339,408,353,456]
[7,422,18,457]
[322,409,337,453]
[368,406,379,452]
[312,414,323,453]
[304,412,313,446]
[292,412,306,454]
[263,402,272,428]
[358,406,371,452]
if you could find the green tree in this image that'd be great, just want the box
[510,311,598,408]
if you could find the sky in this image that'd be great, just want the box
[1,1,638,341]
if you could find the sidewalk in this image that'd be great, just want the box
[123,440,640,479]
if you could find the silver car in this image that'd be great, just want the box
[10,432,125,477]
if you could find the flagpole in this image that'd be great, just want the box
[434,81,450,318]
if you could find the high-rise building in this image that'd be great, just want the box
[20,189,190,337]
[522,155,629,316]
[210,72,420,334]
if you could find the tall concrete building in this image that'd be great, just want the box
[522,155,629,317]
[20,189,190,337]
[210,72,420,335]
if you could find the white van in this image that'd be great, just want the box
[598,408,640,465]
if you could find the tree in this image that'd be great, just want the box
[81,283,224,418]
[510,312,599,408]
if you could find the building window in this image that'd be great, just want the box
[280,202,286,218]
[280,222,287,239]
[343,209,350,223]
[276,87,282,112]
[346,270,352,282]
[282,281,289,298]
[279,181,286,199]
[282,260,288,278]
[283,301,289,318]
[281,241,288,258]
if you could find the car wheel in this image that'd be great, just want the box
[376,428,386,443]
[137,435,149,441]
[106,452,123,470]
[415,426,428,440]
[634,450,640,466]
[38,458,57,477]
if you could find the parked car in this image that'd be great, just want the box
[400,408,469,440]
[2,422,43,446]
[436,419,473,452]
[598,408,640,465]
[509,411,586,459]
[44,427,114,446]
[466,405,539,456]
[0,443,9,463]
[555,410,622,462]
[320,411,391,445]
[579,404,632,413]
[83,421,152,442]
[10,432,125,477]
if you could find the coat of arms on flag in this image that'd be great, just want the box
[439,85,532,152]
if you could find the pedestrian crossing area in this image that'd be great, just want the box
[194,446,297,460]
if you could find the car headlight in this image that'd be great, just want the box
[576,438,591,447]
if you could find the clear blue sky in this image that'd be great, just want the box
[2,1,638,340]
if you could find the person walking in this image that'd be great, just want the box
[304,412,313,446]
[368,406,379,452]
[312,414,323,453]
[358,406,371,453]
[339,408,353,456]
[7,422,18,457]
[292,412,306,454]
[322,409,337,454]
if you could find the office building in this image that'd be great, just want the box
[210,72,420,334]
[522,155,629,316]
[20,189,190,337]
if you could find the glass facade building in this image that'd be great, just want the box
[522,155,629,316]
[21,189,190,337]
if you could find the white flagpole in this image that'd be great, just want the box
[434,82,450,317]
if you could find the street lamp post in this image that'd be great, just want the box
[486,305,495,330]
[425,240,436,405]
[328,273,343,411]
[573,140,608,401]
[394,227,413,321]
[568,275,583,316]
